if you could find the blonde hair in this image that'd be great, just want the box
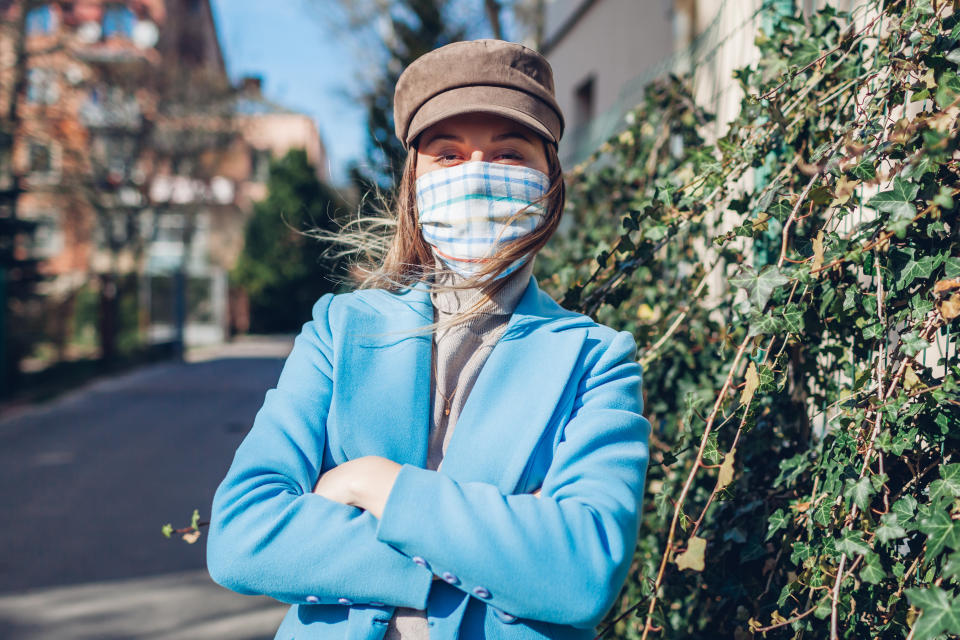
[324,137,565,327]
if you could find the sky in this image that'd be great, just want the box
[209,0,370,186]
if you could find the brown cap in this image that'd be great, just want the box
[393,39,565,149]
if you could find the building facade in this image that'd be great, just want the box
[1,0,327,365]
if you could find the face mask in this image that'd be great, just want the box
[415,161,550,279]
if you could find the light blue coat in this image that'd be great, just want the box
[207,275,651,640]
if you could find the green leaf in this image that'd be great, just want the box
[161,523,173,539]
[905,587,960,638]
[850,158,876,181]
[767,200,793,222]
[876,513,907,543]
[748,311,783,336]
[730,265,791,310]
[812,499,833,527]
[935,70,960,109]
[918,508,960,558]
[766,508,789,541]
[836,529,871,557]
[945,257,960,278]
[900,331,929,357]
[892,495,918,527]
[790,40,822,67]
[859,552,885,584]
[782,306,804,333]
[843,476,874,511]
[897,256,938,291]
[867,177,919,219]
[929,463,960,502]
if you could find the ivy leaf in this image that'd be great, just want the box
[935,70,960,109]
[850,158,877,181]
[741,361,759,406]
[946,257,960,279]
[748,312,783,337]
[929,463,960,502]
[730,265,791,310]
[766,508,790,541]
[892,495,918,527]
[717,447,737,491]
[876,513,907,543]
[859,552,886,584]
[843,476,874,511]
[703,432,722,465]
[897,255,939,292]
[782,305,804,333]
[767,200,793,222]
[161,523,174,539]
[790,40,822,67]
[900,331,929,357]
[812,499,833,527]
[918,508,960,558]
[905,587,960,638]
[675,535,707,571]
[867,177,919,219]
[836,529,871,557]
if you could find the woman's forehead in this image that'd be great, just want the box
[417,112,540,147]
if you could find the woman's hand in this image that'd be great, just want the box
[313,456,402,519]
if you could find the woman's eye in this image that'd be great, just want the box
[494,150,523,161]
[437,153,462,164]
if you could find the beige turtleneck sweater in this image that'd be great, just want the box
[383,257,535,640]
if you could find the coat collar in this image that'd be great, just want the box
[337,275,590,492]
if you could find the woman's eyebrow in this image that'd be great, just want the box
[491,131,534,144]
[421,132,462,147]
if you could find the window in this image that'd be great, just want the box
[250,148,272,183]
[573,75,596,131]
[26,5,57,35]
[28,141,53,175]
[25,212,63,259]
[26,68,59,105]
[102,4,135,38]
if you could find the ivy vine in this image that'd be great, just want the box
[537,1,960,637]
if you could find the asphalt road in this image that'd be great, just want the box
[0,337,296,639]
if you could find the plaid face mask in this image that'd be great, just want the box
[415,161,550,279]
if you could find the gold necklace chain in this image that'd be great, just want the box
[431,338,453,417]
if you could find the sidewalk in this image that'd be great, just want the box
[0,335,296,423]
[0,571,287,640]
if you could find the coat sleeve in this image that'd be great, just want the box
[374,329,651,629]
[206,293,434,608]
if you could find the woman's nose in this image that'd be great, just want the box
[469,149,485,163]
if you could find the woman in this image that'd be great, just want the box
[207,39,651,640]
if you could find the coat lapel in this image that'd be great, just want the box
[331,284,433,467]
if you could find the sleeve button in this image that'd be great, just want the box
[338,597,353,605]
[493,608,518,623]
[412,556,429,568]
[472,586,491,599]
[441,571,460,585]
[306,595,319,604]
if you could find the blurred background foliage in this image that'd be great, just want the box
[232,148,346,334]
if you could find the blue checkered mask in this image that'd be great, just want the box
[415,161,550,280]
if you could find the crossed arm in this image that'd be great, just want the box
[207,294,650,629]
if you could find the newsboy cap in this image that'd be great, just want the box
[394,39,565,149]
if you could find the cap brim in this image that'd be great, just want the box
[406,85,561,149]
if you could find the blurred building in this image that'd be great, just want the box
[542,0,865,167]
[0,0,326,364]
